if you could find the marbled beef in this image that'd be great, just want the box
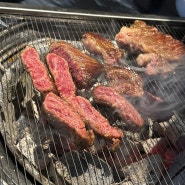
[46,53,76,98]
[21,46,55,93]
[49,41,103,88]
[70,96,123,150]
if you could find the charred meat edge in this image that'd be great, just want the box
[49,41,103,88]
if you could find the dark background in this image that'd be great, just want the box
[0,0,179,17]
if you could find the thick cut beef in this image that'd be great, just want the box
[46,53,76,98]
[43,92,95,149]
[93,86,144,127]
[70,96,123,150]
[82,32,123,65]
[115,20,185,75]
[105,65,144,97]
[21,46,55,93]
[49,41,103,88]
[116,20,185,61]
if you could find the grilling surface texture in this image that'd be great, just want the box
[0,9,185,185]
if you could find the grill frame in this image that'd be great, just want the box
[0,3,185,185]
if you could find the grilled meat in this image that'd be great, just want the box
[116,20,185,61]
[93,86,144,127]
[46,53,76,98]
[115,20,185,75]
[21,46,56,93]
[105,65,144,97]
[82,32,123,65]
[43,92,95,149]
[70,96,123,150]
[49,41,103,88]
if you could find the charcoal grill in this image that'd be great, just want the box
[0,2,185,185]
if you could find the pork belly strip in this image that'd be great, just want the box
[69,96,123,149]
[43,92,95,149]
[115,20,185,61]
[105,65,144,97]
[82,32,123,65]
[46,53,76,98]
[21,46,55,93]
[93,86,144,127]
[49,41,103,88]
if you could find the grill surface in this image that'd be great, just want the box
[0,4,185,185]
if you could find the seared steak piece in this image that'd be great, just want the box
[70,96,123,150]
[105,65,144,97]
[43,92,95,149]
[116,20,185,61]
[49,41,103,88]
[93,86,144,127]
[46,53,76,98]
[21,46,55,93]
[82,32,123,65]
[116,20,185,75]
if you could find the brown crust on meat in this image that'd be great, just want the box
[105,65,144,97]
[82,32,123,65]
[115,20,185,61]
[49,41,103,88]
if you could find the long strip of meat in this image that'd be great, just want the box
[82,32,123,65]
[69,96,123,150]
[49,41,103,88]
[21,46,55,93]
[93,86,144,127]
[43,92,95,149]
[105,65,144,97]
[46,53,76,98]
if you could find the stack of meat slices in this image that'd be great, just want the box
[21,44,124,150]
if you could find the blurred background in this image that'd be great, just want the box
[0,0,183,17]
